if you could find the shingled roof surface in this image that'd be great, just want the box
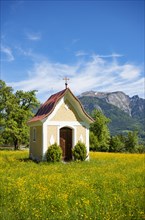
[28,88,67,123]
[28,88,93,123]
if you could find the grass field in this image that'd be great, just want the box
[0,150,144,220]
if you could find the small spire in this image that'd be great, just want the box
[63,77,69,89]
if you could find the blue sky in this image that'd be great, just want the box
[1,0,144,101]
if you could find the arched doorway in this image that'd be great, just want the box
[60,127,72,161]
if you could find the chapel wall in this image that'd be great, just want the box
[30,126,42,161]
[47,125,57,147]
[76,125,86,145]
[51,103,82,122]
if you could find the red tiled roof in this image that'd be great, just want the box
[28,88,67,123]
[28,88,94,123]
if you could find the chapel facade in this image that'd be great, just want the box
[28,85,93,161]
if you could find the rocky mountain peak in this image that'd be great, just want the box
[79,90,145,118]
[78,91,145,140]
[131,95,140,100]
[104,92,131,115]
[80,91,131,115]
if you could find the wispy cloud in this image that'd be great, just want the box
[16,46,45,61]
[1,45,14,62]
[26,32,41,41]
[95,53,123,58]
[75,50,88,57]
[119,64,142,80]
[9,53,144,101]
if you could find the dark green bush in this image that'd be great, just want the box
[72,141,87,161]
[136,144,145,153]
[46,143,62,162]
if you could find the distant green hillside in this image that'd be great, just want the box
[79,96,144,140]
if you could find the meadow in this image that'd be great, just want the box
[0,150,144,220]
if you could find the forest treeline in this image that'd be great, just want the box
[90,110,145,153]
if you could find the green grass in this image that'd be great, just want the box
[0,150,144,220]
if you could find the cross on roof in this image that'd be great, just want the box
[63,77,69,89]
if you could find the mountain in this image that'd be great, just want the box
[78,91,145,141]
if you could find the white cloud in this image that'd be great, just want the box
[26,32,41,41]
[1,45,14,62]
[9,53,144,101]
[96,53,123,58]
[16,46,45,62]
[119,64,141,80]
[75,50,88,57]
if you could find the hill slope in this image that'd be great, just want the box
[78,91,145,140]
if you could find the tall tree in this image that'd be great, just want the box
[90,110,110,152]
[109,135,125,152]
[0,80,39,150]
[89,131,99,151]
[125,131,138,152]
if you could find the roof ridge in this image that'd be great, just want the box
[39,88,67,108]
[28,87,93,123]
[28,88,68,123]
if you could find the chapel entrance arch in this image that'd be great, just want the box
[60,127,72,161]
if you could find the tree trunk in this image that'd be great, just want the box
[14,139,19,150]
